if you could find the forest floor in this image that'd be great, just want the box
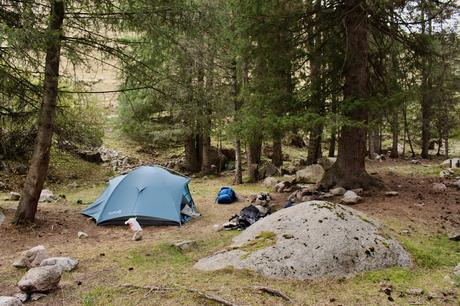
[1,158,460,306]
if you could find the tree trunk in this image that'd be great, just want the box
[233,59,244,184]
[307,0,323,165]
[272,133,283,167]
[390,111,399,158]
[201,135,212,174]
[14,0,65,224]
[320,0,381,190]
[184,133,200,173]
[420,0,432,159]
[247,140,262,183]
[328,130,336,157]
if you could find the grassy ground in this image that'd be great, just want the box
[1,161,460,305]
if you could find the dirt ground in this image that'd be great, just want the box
[0,159,460,305]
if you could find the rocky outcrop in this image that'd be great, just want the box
[195,201,411,280]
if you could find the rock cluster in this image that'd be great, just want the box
[7,245,79,303]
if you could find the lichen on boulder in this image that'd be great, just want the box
[194,201,411,280]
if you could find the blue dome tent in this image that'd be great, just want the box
[81,166,197,226]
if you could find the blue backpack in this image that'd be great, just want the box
[216,187,237,204]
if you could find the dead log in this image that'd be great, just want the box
[253,285,293,303]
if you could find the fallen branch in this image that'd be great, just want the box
[186,288,241,306]
[120,283,240,306]
[253,285,293,303]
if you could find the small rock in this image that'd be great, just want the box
[453,263,460,276]
[262,177,278,189]
[410,159,421,165]
[0,296,22,306]
[352,188,363,195]
[77,232,88,239]
[13,293,28,303]
[132,231,142,241]
[39,189,57,203]
[432,183,447,193]
[17,265,62,293]
[9,192,20,201]
[340,190,362,205]
[30,293,47,301]
[406,288,424,296]
[440,169,455,179]
[40,257,79,272]
[400,229,411,235]
[448,231,460,241]
[427,291,441,300]
[385,191,399,197]
[173,240,197,250]
[329,187,346,196]
[274,181,288,193]
[13,245,49,269]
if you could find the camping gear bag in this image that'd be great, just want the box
[216,187,237,204]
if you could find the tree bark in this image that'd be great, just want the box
[272,133,283,167]
[307,0,323,165]
[390,111,399,158]
[328,130,336,157]
[320,0,381,190]
[14,0,65,224]
[420,0,432,159]
[184,133,201,173]
[247,140,262,183]
[233,59,244,184]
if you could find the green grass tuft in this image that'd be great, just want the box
[401,235,460,268]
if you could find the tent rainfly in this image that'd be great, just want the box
[81,166,197,225]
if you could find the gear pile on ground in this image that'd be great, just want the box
[195,201,411,280]
[222,193,273,230]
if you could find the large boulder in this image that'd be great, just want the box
[13,245,49,269]
[295,164,325,184]
[17,265,62,293]
[194,201,410,280]
[0,297,22,306]
[40,257,79,272]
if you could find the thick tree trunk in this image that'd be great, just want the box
[307,128,322,164]
[390,111,399,158]
[201,135,212,174]
[328,130,336,157]
[233,59,244,184]
[272,133,283,167]
[420,0,432,159]
[307,0,323,165]
[320,0,380,190]
[247,140,262,183]
[14,0,65,224]
[184,133,200,173]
